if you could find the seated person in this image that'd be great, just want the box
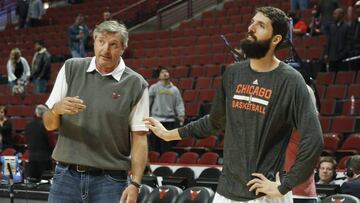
[341,155,360,198]
[317,156,337,184]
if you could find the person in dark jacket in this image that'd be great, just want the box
[145,6,323,203]
[341,155,360,198]
[30,40,51,94]
[68,14,89,58]
[346,0,360,70]
[324,8,350,71]
[25,104,52,182]
[0,105,13,150]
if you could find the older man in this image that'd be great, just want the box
[44,21,149,203]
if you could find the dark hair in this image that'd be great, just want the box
[346,155,360,175]
[156,66,169,77]
[255,7,290,46]
[34,40,45,47]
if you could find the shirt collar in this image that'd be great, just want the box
[87,56,126,81]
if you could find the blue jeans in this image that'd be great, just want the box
[33,79,47,94]
[48,163,128,203]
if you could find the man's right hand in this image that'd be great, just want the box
[143,117,182,141]
[52,96,86,115]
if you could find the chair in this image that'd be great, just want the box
[320,99,336,115]
[320,116,332,133]
[175,186,215,203]
[195,77,212,89]
[178,78,194,90]
[146,185,183,203]
[347,84,360,99]
[197,152,219,165]
[325,85,347,99]
[148,151,160,163]
[322,133,340,155]
[195,168,221,191]
[335,71,356,85]
[137,184,153,203]
[321,194,360,203]
[191,136,217,154]
[171,167,196,188]
[331,116,355,134]
[153,166,173,177]
[199,89,216,102]
[182,90,199,103]
[1,147,17,156]
[337,156,351,170]
[337,133,360,155]
[172,137,196,154]
[185,102,201,118]
[316,72,335,85]
[158,151,178,164]
[178,152,199,164]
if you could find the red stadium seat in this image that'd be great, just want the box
[337,133,360,155]
[331,116,355,134]
[172,137,196,153]
[185,102,201,117]
[322,133,340,155]
[197,152,219,165]
[335,71,356,84]
[325,85,347,99]
[199,89,216,102]
[195,77,212,89]
[320,99,336,115]
[316,72,335,85]
[178,78,194,90]
[178,152,199,164]
[182,90,199,102]
[158,151,178,164]
[319,116,332,133]
[148,151,160,163]
[337,156,351,170]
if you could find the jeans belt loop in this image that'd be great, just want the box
[76,165,86,173]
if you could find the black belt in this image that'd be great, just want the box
[58,162,128,178]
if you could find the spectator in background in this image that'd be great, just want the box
[315,0,340,36]
[346,0,360,70]
[308,4,322,36]
[291,0,309,13]
[16,0,29,29]
[26,0,43,27]
[317,156,337,185]
[25,104,52,183]
[324,8,349,72]
[149,67,184,153]
[31,40,51,94]
[6,48,31,96]
[0,105,13,151]
[289,12,308,36]
[103,11,112,21]
[68,14,90,58]
[340,155,360,198]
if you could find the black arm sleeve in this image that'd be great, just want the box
[278,77,323,194]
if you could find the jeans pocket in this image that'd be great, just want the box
[104,172,127,183]
[53,164,68,178]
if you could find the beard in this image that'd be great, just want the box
[240,34,272,59]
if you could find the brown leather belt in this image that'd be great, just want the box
[58,162,128,178]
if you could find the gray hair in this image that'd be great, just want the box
[93,20,128,49]
[35,104,48,117]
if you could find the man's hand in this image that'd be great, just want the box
[246,172,283,197]
[143,117,181,141]
[119,184,138,203]
[52,96,86,115]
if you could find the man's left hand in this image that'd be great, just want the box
[119,184,138,203]
[246,172,283,197]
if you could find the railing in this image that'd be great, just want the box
[157,0,222,30]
